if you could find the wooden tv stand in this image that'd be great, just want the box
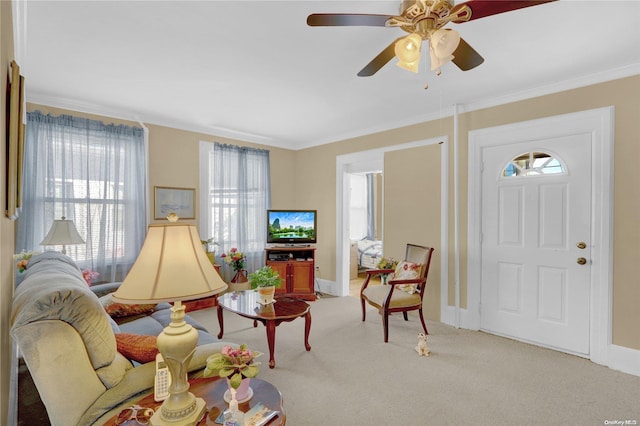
[265,246,316,301]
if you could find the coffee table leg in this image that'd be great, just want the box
[266,320,276,369]
[217,306,224,339]
[304,311,312,351]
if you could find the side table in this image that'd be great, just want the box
[105,377,285,425]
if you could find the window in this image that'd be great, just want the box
[17,111,147,282]
[502,151,565,177]
[349,174,367,240]
[200,142,271,280]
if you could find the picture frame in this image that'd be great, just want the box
[5,60,25,220]
[154,186,195,220]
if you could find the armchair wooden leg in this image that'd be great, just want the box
[418,308,429,335]
[383,312,389,343]
[361,297,366,322]
[402,312,408,321]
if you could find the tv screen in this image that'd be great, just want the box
[267,210,317,244]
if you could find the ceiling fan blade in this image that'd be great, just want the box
[307,13,393,27]
[451,38,484,71]
[357,38,402,77]
[451,0,557,23]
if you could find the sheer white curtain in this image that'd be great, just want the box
[16,111,147,282]
[200,142,271,281]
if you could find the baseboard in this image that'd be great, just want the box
[607,344,640,377]
[315,278,343,296]
[441,305,479,330]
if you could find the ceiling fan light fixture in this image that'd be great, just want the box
[428,28,460,73]
[430,28,461,59]
[395,33,422,73]
[429,47,452,74]
[397,58,420,73]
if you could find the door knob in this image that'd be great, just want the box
[577,257,587,265]
[576,242,587,249]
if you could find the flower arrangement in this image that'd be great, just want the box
[377,257,398,270]
[82,269,99,286]
[203,344,262,389]
[221,248,246,272]
[14,251,37,273]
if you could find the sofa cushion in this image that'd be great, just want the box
[115,333,159,363]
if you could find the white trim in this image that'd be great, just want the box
[466,107,615,369]
[607,345,640,377]
[453,104,460,328]
[198,141,213,234]
[335,137,449,319]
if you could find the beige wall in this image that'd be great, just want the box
[1,2,15,424]
[145,122,296,225]
[384,145,442,321]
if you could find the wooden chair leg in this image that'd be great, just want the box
[418,308,429,335]
[383,312,389,343]
[361,297,367,322]
[402,312,408,321]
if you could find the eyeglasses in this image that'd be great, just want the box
[115,405,155,425]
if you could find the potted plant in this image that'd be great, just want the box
[203,344,261,402]
[248,265,281,304]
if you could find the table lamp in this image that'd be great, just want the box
[112,215,228,426]
[40,216,85,254]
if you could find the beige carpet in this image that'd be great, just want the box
[189,295,640,426]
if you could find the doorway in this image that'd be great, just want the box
[336,137,449,304]
[467,107,613,362]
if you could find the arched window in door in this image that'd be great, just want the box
[502,151,566,177]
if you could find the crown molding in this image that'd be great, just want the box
[27,64,640,151]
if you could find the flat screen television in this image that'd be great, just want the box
[267,209,317,245]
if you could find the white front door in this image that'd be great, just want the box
[480,134,591,355]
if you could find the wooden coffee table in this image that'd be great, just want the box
[217,290,312,368]
[105,377,285,425]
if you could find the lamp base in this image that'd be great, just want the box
[150,396,207,426]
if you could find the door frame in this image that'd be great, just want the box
[335,137,449,307]
[467,107,613,365]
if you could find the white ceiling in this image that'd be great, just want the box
[17,1,640,150]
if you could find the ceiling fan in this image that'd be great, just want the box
[307,0,557,77]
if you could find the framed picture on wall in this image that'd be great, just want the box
[154,186,195,220]
[5,60,25,220]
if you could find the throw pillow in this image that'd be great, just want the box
[115,333,159,363]
[392,261,423,294]
[101,294,156,318]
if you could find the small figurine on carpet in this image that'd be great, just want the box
[415,332,430,356]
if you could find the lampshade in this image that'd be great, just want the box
[429,28,460,72]
[40,217,85,254]
[430,28,461,59]
[395,33,422,73]
[112,222,227,304]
